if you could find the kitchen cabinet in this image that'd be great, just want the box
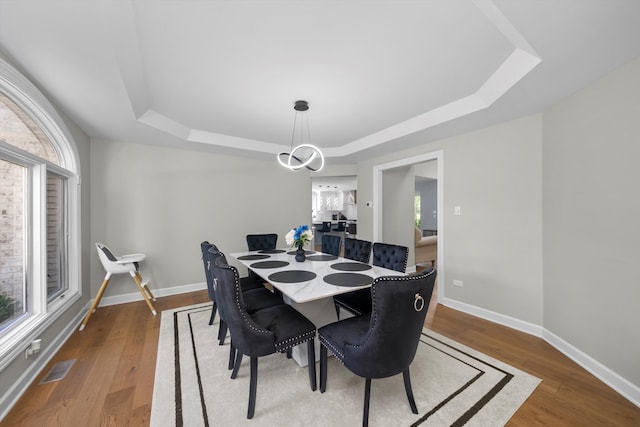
[317,191,343,211]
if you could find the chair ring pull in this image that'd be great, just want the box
[414,293,425,312]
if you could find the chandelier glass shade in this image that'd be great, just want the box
[277,100,324,172]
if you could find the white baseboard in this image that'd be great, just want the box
[442,297,544,337]
[442,297,640,408]
[98,281,207,307]
[543,329,640,407]
[0,305,87,421]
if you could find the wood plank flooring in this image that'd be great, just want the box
[2,289,639,426]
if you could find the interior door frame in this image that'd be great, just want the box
[373,149,444,301]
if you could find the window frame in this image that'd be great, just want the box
[46,168,70,303]
[0,55,82,370]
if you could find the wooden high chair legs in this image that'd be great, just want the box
[79,271,157,331]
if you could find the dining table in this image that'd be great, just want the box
[230,247,405,367]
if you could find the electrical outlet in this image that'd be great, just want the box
[453,279,463,288]
[25,339,42,359]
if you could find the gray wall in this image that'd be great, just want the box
[90,140,312,298]
[357,114,544,325]
[443,116,544,324]
[382,166,415,244]
[543,56,640,386]
[416,179,437,232]
[381,166,416,265]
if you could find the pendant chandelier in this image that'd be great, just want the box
[277,100,325,172]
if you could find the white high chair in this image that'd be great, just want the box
[79,243,157,331]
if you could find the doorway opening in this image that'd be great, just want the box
[373,150,443,301]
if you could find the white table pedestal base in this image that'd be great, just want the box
[282,295,346,367]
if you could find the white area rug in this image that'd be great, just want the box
[151,302,540,426]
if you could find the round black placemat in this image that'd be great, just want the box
[268,270,317,283]
[258,249,286,254]
[286,250,316,255]
[323,273,373,287]
[330,262,372,272]
[238,254,270,261]
[306,254,338,261]
[250,260,289,269]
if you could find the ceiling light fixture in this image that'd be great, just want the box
[277,100,324,172]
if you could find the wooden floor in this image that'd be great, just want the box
[2,289,639,426]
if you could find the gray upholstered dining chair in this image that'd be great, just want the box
[209,249,317,419]
[333,242,408,319]
[319,268,437,427]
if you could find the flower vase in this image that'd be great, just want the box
[295,243,306,262]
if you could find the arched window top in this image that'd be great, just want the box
[0,92,60,165]
[0,54,81,364]
[0,54,79,174]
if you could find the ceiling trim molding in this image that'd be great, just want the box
[129,0,540,158]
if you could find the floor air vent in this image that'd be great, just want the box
[39,359,76,384]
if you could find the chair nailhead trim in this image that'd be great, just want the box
[275,330,316,351]
[217,255,317,345]
[319,336,345,364]
[226,264,270,335]
[322,269,436,353]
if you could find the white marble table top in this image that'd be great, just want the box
[229,248,404,304]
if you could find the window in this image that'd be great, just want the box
[46,171,68,301]
[0,158,27,330]
[0,56,80,365]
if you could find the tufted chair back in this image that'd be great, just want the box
[372,242,408,272]
[200,241,219,302]
[203,243,233,334]
[208,249,276,357]
[343,238,372,263]
[321,234,341,256]
[246,233,278,251]
[341,268,436,378]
